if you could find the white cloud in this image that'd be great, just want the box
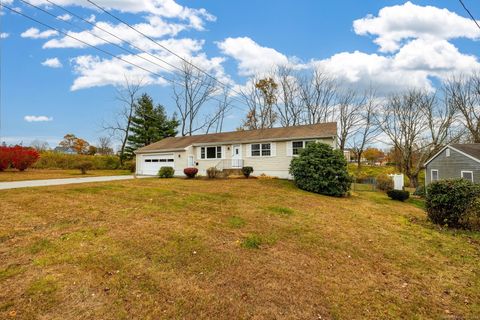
[217,37,290,76]
[43,18,185,49]
[0,33,9,39]
[69,38,229,91]
[21,27,58,39]
[24,115,53,122]
[57,13,72,21]
[29,0,215,29]
[41,57,63,68]
[353,1,480,52]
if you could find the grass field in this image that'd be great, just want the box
[1,178,479,319]
[0,169,131,182]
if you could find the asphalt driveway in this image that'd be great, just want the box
[0,175,141,190]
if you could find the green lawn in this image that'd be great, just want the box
[0,178,478,319]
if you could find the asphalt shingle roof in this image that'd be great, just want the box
[135,122,337,153]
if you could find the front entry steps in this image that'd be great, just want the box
[222,169,243,177]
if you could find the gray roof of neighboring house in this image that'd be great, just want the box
[135,122,337,153]
[449,144,480,161]
[425,143,480,165]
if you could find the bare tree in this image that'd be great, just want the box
[30,140,50,152]
[103,77,143,164]
[298,69,337,124]
[350,89,381,168]
[204,87,233,134]
[173,60,218,136]
[444,74,480,142]
[239,77,278,130]
[275,66,303,127]
[335,88,364,151]
[379,90,457,187]
[97,136,114,155]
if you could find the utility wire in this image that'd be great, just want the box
[86,0,246,99]
[458,0,480,30]
[41,0,247,109]
[1,4,245,115]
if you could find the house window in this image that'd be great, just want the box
[261,143,271,156]
[292,140,315,155]
[201,146,222,159]
[446,148,450,157]
[461,171,473,182]
[251,143,271,157]
[431,169,439,181]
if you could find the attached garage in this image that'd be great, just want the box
[139,154,175,175]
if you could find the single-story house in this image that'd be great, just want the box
[425,143,480,186]
[135,122,337,179]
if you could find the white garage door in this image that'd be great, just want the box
[142,154,174,175]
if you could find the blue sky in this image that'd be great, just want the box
[1,0,480,148]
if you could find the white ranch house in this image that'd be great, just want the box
[135,122,337,179]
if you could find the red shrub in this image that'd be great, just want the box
[0,146,11,171]
[183,167,198,178]
[10,146,40,171]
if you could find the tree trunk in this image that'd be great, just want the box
[407,172,419,188]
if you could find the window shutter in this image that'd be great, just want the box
[197,147,202,160]
[286,141,293,156]
[221,146,226,159]
[271,142,276,157]
[246,144,251,157]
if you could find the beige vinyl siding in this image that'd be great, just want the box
[242,138,334,179]
[138,137,335,179]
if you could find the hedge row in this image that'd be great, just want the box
[33,151,122,170]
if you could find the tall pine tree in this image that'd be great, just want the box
[125,93,178,157]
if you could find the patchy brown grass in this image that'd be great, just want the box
[0,169,131,182]
[0,178,479,319]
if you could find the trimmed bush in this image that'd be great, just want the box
[387,189,410,201]
[184,167,198,178]
[0,146,40,171]
[0,146,11,171]
[376,174,394,192]
[242,166,254,178]
[289,143,352,197]
[158,166,174,178]
[75,161,93,174]
[206,167,219,179]
[426,179,480,228]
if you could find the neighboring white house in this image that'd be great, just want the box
[135,122,338,179]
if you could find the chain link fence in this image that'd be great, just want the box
[351,177,377,192]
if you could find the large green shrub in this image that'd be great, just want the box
[289,143,352,197]
[426,179,480,228]
[158,167,174,178]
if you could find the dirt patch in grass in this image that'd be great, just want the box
[0,169,131,182]
[0,178,479,319]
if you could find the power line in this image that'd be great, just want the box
[40,0,247,109]
[2,4,245,114]
[458,0,480,30]
[86,0,246,99]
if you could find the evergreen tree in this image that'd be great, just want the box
[125,93,178,157]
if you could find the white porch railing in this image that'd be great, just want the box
[215,159,244,171]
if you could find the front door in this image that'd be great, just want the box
[232,145,242,168]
